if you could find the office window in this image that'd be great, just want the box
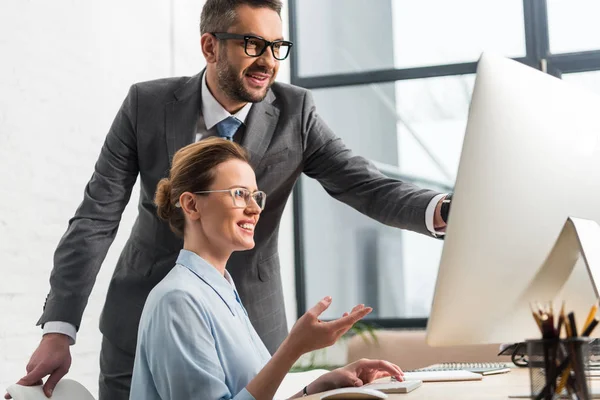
[310,83,400,166]
[307,76,473,182]
[295,0,525,77]
[300,76,471,321]
[547,0,600,54]
[300,174,447,320]
[394,75,474,183]
[562,71,600,96]
[290,0,600,327]
[390,0,525,69]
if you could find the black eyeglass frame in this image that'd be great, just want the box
[210,32,293,60]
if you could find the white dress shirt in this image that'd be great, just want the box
[196,72,252,142]
[426,193,447,236]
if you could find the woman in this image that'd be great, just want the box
[130,138,403,400]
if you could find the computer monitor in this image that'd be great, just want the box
[426,53,600,346]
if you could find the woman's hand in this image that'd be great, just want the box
[306,359,404,395]
[246,298,371,400]
[283,297,372,357]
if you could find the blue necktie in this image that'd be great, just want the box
[216,116,242,141]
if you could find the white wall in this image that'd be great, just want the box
[0,0,295,395]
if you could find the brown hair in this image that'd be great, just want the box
[200,0,283,35]
[155,137,250,237]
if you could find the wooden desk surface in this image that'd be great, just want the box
[397,368,530,399]
[304,368,530,399]
[303,368,600,399]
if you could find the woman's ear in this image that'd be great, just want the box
[179,192,201,221]
[201,33,218,64]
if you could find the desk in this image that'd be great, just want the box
[303,368,600,399]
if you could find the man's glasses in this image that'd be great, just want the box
[195,187,267,210]
[210,32,293,61]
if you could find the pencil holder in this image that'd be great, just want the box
[526,337,592,400]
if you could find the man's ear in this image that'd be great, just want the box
[201,33,218,64]
[179,192,201,221]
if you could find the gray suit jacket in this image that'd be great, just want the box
[38,72,440,355]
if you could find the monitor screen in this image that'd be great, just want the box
[427,53,600,346]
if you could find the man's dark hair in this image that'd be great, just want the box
[200,0,283,35]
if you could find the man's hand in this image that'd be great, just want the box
[306,359,404,394]
[433,195,449,231]
[4,333,72,399]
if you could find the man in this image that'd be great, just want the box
[10,0,449,399]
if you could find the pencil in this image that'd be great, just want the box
[582,318,598,337]
[541,314,555,339]
[557,301,566,338]
[565,313,573,338]
[530,302,543,333]
[546,308,555,338]
[583,300,599,334]
[556,367,570,395]
[568,312,578,337]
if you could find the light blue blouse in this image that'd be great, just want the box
[130,249,272,400]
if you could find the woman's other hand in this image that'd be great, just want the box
[284,297,372,357]
[306,358,404,395]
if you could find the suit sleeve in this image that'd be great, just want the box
[300,90,440,235]
[37,84,140,330]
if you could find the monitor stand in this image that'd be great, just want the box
[524,217,600,301]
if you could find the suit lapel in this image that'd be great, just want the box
[241,90,280,168]
[166,73,202,163]
[165,72,280,167]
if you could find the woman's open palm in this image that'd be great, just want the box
[285,297,372,356]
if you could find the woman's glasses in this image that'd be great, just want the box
[194,187,267,210]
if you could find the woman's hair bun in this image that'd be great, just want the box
[155,178,174,220]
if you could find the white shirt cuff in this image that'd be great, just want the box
[43,321,77,345]
[425,193,448,236]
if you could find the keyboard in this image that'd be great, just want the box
[412,362,511,375]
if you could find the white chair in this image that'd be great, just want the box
[6,379,95,400]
